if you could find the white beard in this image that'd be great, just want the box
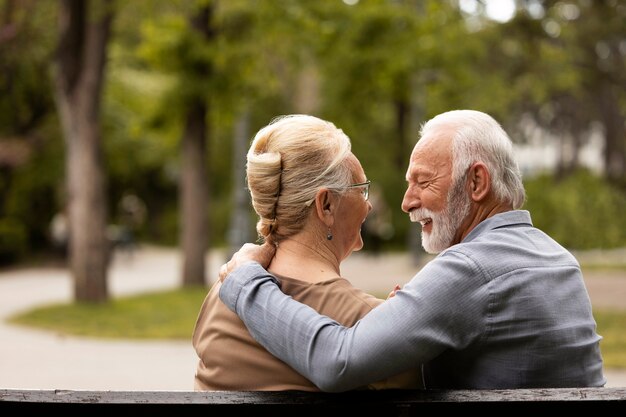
[409,178,471,254]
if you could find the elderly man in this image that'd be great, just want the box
[218,110,605,391]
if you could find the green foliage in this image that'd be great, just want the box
[524,170,626,250]
[103,56,180,242]
[2,0,626,263]
[0,1,60,260]
[0,1,56,136]
[0,120,64,261]
[0,218,28,264]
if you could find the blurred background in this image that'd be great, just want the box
[1,0,625,390]
[0,0,625,302]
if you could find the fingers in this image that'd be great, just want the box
[387,284,401,299]
[218,261,230,282]
[258,242,276,267]
[218,242,277,283]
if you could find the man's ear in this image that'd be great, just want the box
[314,189,335,227]
[468,162,490,202]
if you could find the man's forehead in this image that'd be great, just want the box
[413,130,452,160]
[406,151,436,179]
[406,131,453,178]
[416,124,454,148]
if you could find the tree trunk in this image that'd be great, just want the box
[53,0,113,302]
[555,132,581,180]
[180,5,212,287]
[394,97,410,171]
[597,82,626,183]
[227,108,252,259]
[180,99,208,287]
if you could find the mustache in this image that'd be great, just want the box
[409,209,435,223]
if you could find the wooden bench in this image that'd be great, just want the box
[1,388,625,415]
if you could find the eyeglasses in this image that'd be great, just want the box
[303,180,371,207]
[347,180,371,201]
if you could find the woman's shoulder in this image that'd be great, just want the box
[278,273,375,296]
[277,274,384,325]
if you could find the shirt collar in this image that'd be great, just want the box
[462,210,533,243]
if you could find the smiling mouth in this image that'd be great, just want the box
[419,218,432,227]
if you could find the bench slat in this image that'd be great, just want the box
[1,388,625,404]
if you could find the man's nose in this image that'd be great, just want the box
[401,187,419,213]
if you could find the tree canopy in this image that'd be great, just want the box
[0,0,625,266]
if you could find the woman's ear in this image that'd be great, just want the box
[468,162,491,202]
[314,189,335,227]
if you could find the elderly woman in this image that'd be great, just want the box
[192,114,421,391]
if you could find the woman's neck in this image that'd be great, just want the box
[268,234,341,283]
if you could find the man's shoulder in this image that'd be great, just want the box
[442,224,579,282]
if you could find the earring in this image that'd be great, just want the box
[326,228,333,241]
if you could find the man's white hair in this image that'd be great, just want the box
[420,110,526,209]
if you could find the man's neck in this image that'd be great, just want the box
[460,201,513,243]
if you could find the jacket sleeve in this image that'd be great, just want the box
[220,258,486,392]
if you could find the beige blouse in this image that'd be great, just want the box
[192,274,422,391]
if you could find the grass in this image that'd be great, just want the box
[8,286,626,369]
[8,286,209,340]
[594,309,626,369]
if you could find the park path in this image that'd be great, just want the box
[0,245,624,390]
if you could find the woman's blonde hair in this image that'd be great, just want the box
[246,114,353,245]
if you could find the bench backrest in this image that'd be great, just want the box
[1,388,624,415]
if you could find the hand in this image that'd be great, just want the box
[218,242,276,282]
[387,284,401,299]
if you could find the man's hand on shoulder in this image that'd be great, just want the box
[219,242,276,282]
